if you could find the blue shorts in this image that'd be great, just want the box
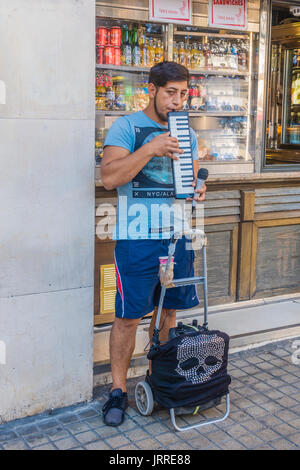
[114,237,200,319]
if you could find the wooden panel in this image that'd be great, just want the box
[255,187,300,214]
[237,221,253,300]
[254,222,300,298]
[241,190,255,221]
[194,224,238,306]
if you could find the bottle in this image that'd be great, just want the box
[191,43,198,69]
[114,76,126,111]
[178,41,186,66]
[96,77,106,110]
[296,73,300,105]
[148,38,155,67]
[231,43,238,70]
[197,76,206,110]
[105,73,115,110]
[132,25,141,66]
[141,37,149,67]
[173,42,178,63]
[197,43,205,68]
[189,76,198,110]
[204,43,212,69]
[121,24,128,65]
[297,50,300,68]
[123,24,132,65]
[155,39,163,64]
[186,44,192,69]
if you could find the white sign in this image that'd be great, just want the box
[149,0,192,25]
[208,0,247,31]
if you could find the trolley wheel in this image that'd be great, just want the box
[135,381,154,416]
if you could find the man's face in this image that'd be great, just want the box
[149,81,189,122]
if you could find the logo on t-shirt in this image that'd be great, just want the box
[132,126,175,198]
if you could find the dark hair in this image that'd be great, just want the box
[148,61,189,87]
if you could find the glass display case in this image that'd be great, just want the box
[95,18,256,169]
[266,21,300,164]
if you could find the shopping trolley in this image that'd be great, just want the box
[135,228,231,432]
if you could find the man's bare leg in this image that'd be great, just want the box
[148,307,176,375]
[110,317,141,392]
[149,306,176,343]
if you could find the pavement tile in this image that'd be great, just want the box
[57,414,80,425]
[237,433,265,449]
[288,433,300,446]
[144,422,169,435]
[218,439,247,450]
[255,428,281,442]
[43,425,70,441]
[2,439,29,450]
[83,415,105,429]
[108,434,132,449]
[85,440,111,450]
[165,441,193,450]
[136,438,162,450]
[244,405,268,419]
[32,443,57,450]
[274,423,298,436]
[156,432,180,446]
[126,428,150,442]
[189,435,212,449]
[37,418,60,431]
[24,432,50,447]
[269,438,298,450]
[205,429,231,444]
[65,421,91,434]
[0,431,18,442]
[15,424,40,436]
[72,430,99,445]
[258,415,284,428]
[225,423,249,439]
[53,437,79,450]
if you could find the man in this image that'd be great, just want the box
[101,62,206,426]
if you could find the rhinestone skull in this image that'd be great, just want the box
[175,333,225,384]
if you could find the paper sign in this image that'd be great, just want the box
[149,0,192,24]
[208,0,247,30]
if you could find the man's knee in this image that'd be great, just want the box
[113,316,141,330]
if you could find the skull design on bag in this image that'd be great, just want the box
[175,334,225,384]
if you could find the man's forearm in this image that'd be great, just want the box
[102,142,154,190]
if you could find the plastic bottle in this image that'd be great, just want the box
[148,38,155,67]
[189,76,198,110]
[105,73,115,110]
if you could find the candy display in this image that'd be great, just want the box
[95,71,149,112]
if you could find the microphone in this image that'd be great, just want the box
[192,168,208,209]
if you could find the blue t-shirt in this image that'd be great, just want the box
[104,111,198,240]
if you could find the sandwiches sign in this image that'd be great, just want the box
[208,0,247,30]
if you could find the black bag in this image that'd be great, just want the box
[147,322,231,410]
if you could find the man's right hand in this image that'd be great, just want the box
[147,132,184,160]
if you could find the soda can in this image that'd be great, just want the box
[105,46,114,65]
[111,27,121,46]
[97,27,107,46]
[107,29,111,45]
[96,46,105,65]
[114,46,121,65]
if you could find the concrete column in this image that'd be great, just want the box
[0,0,95,422]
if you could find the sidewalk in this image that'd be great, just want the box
[0,337,300,450]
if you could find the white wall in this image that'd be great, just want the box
[0,0,95,422]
